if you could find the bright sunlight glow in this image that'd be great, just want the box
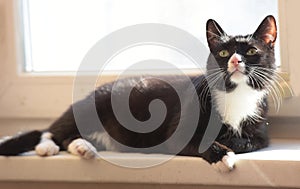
[22,0,279,72]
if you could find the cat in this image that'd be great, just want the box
[0,15,278,172]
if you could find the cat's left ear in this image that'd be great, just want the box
[206,19,228,49]
[253,15,277,48]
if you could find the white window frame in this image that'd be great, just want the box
[0,0,298,120]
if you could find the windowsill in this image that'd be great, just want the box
[0,139,299,188]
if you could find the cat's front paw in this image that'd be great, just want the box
[68,138,97,159]
[212,151,236,172]
[35,140,60,156]
[205,141,236,172]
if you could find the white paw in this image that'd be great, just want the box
[212,152,236,173]
[0,136,12,144]
[35,140,60,156]
[68,138,97,159]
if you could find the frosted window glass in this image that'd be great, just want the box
[22,0,279,72]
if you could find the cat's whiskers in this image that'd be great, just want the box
[205,70,224,80]
[252,71,280,99]
[199,86,210,111]
[250,73,278,111]
[247,67,276,98]
[207,67,225,72]
[204,73,226,109]
[251,74,277,109]
[254,68,285,95]
[250,70,282,112]
[199,70,225,111]
[246,65,287,93]
[207,72,226,89]
[206,70,226,86]
[198,70,224,90]
[207,72,226,90]
[248,73,261,90]
[253,67,294,96]
[247,113,265,125]
[194,69,223,90]
[253,68,290,110]
[252,74,280,112]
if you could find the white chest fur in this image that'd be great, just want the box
[213,82,266,134]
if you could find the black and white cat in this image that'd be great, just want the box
[0,16,278,171]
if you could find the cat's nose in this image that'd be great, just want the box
[230,53,242,67]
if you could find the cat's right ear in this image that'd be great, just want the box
[253,15,277,48]
[206,19,228,49]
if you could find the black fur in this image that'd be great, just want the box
[0,16,277,165]
[0,131,42,155]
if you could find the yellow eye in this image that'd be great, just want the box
[247,48,258,56]
[219,50,230,57]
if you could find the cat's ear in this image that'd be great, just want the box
[206,19,228,48]
[253,15,277,48]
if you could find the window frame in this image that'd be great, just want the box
[0,0,298,119]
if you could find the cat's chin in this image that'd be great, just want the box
[229,71,248,84]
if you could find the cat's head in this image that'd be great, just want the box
[206,15,277,91]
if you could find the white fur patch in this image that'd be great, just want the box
[68,138,97,159]
[212,152,236,172]
[235,36,248,42]
[0,136,12,144]
[220,35,230,43]
[214,81,266,134]
[88,132,118,151]
[35,132,60,156]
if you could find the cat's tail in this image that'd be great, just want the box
[0,130,42,155]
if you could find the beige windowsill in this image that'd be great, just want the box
[0,139,299,189]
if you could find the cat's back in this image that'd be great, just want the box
[94,75,201,101]
[92,74,205,128]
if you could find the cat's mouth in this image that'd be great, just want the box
[231,69,244,74]
[228,68,247,83]
[228,66,246,76]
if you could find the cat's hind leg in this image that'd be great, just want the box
[35,132,60,156]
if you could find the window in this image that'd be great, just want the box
[0,0,299,121]
[1,1,300,185]
[21,0,279,72]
